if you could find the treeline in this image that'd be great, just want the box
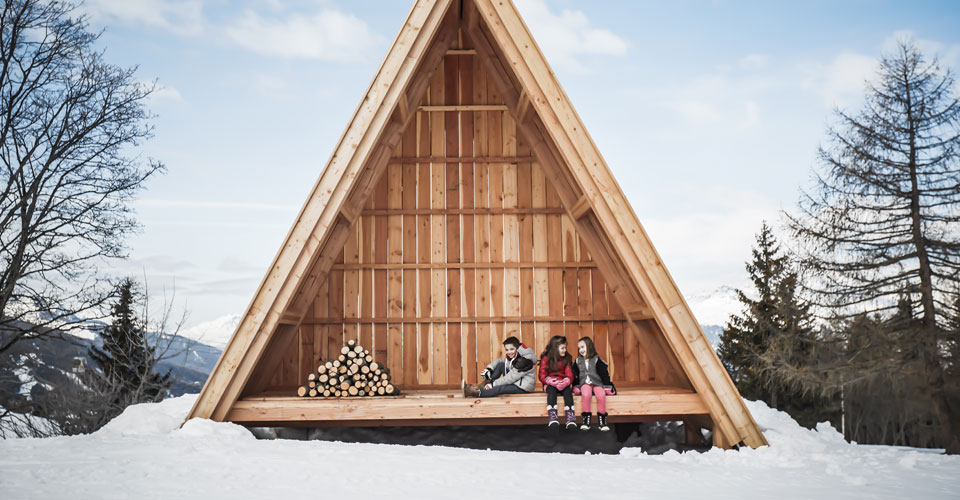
[717,41,960,454]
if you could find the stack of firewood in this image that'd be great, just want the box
[297,339,399,398]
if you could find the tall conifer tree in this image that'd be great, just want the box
[88,278,171,410]
[719,223,828,426]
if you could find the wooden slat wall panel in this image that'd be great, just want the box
[279,51,678,391]
[374,172,389,366]
[443,54,461,386]
[460,50,477,384]
[474,55,493,376]
[401,118,418,387]
[417,105,432,385]
[387,159,403,380]
[429,61,446,385]
[517,137,534,348]
[360,196,374,352]
[488,74,505,359]
[343,221,359,345]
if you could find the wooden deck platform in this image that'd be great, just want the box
[227,386,709,427]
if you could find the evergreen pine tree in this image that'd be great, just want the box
[718,222,832,427]
[88,278,171,411]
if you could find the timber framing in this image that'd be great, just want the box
[185,0,767,450]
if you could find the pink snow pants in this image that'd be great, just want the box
[580,384,606,413]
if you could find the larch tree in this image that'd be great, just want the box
[786,40,960,453]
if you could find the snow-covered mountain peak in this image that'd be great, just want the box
[178,314,241,350]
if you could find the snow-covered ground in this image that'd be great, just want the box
[1,396,957,499]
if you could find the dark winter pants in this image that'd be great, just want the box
[546,385,574,408]
[479,360,529,398]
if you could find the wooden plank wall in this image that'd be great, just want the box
[243,50,682,394]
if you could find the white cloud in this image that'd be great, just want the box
[144,83,183,103]
[738,54,770,70]
[882,29,960,70]
[652,72,777,128]
[642,186,783,293]
[83,0,204,37]
[224,9,381,61]
[799,52,878,107]
[515,0,629,74]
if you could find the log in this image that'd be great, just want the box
[297,386,308,397]
[341,346,350,355]
[385,384,395,395]
[369,362,380,372]
[348,386,359,396]
[354,345,364,354]
[377,386,385,395]
[309,388,318,397]
[347,350,357,359]
[347,339,356,348]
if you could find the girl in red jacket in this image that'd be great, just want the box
[538,335,576,430]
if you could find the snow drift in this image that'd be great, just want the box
[1,395,957,499]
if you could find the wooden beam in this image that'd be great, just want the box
[226,388,709,423]
[302,314,629,324]
[397,93,411,123]
[569,194,592,220]
[279,311,301,325]
[624,303,654,321]
[515,88,531,122]
[339,203,360,225]
[359,207,561,216]
[388,155,536,164]
[331,261,596,270]
[417,104,507,111]
[446,48,476,55]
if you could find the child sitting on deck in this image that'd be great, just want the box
[572,336,616,432]
[538,335,576,430]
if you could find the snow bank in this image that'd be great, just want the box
[96,394,199,437]
[2,396,958,500]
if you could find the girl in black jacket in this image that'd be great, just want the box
[572,336,616,431]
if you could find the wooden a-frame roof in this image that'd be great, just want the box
[185,0,767,449]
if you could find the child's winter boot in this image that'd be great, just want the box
[580,412,592,431]
[598,412,610,432]
[547,405,559,431]
[564,407,577,430]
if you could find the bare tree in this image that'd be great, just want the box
[786,40,960,453]
[0,0,163,353]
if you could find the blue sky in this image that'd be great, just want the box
[78,0,960,328]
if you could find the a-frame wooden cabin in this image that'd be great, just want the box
[186,0,767,449]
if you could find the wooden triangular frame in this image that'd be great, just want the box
[186,0,767,449]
